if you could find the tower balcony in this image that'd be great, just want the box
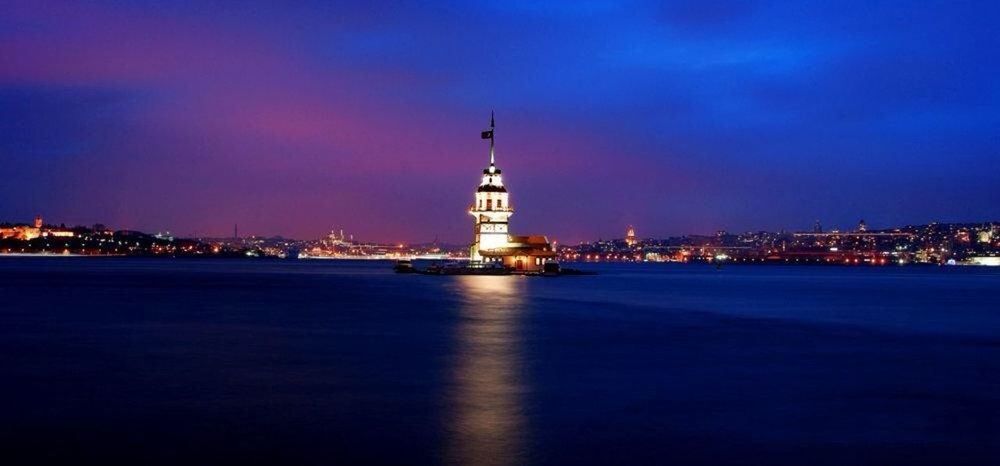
[468,204,514,213]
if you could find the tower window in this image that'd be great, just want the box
[497,199,502,209]
[486,199,493,210]
[478,199,483,209]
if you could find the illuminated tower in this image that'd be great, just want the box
[34,215,43,228]
[469,112,513,261]
[625,225,637,247]
[858,219,867,232]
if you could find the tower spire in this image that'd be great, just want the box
[489,110,495,166]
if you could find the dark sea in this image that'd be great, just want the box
[1,258,998,465]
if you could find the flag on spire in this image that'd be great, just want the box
[481,110,494,139]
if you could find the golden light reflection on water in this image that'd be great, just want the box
[446,276,527,466]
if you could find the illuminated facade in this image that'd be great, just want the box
[0,215,43,240]
[0,215,73,240]
[468,113,556,271]
[626,225,637,247]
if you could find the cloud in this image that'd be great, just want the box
[0,0,997,240]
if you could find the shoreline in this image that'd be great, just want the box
[2,253,998,267]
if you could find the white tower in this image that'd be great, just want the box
[469,112,513,261]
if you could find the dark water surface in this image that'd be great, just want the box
[1,258,998,465]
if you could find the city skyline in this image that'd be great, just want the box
[3,212,996,245]
[2,1,998,244]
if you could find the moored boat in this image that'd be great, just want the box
[393,259,416,273]
[421,261,510,275]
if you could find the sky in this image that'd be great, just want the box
[1,0,997,244]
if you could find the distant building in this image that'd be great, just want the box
[469,112,556,271]
[625,225,637,247]
[858,219,868,232]
[813,220,823,233]
[45,230,74,238]
[0,215,77,240]
[1,215,43,240]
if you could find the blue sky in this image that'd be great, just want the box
[1,0,997,242]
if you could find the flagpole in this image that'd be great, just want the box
[489,110,495,166]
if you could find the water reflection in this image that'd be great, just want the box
[446,276,527,466]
